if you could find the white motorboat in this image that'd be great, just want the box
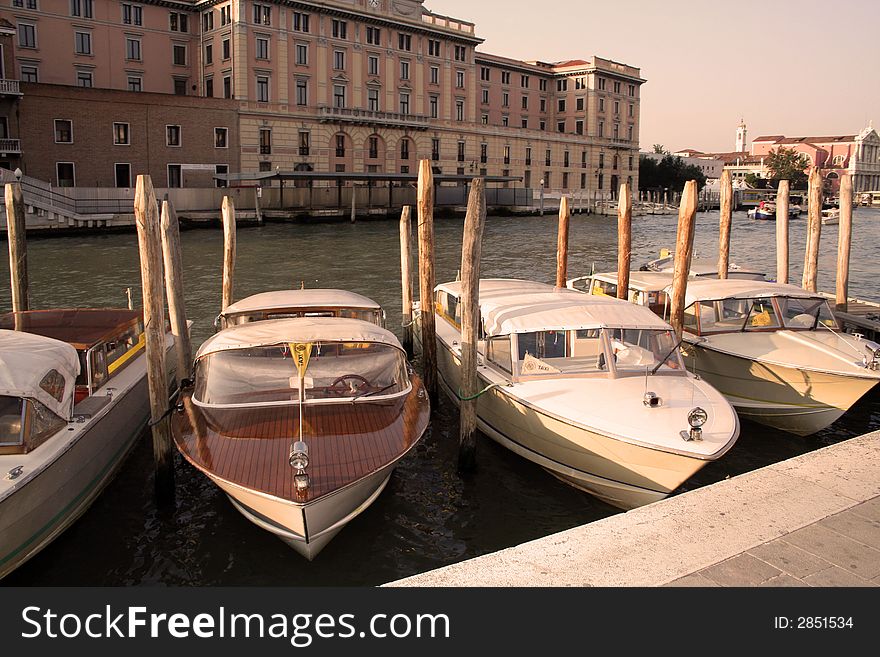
[821,208,840,225]
[0,309,175,579]
[217,289,385,329]
[419,279,739,510]
[174,293,429,560]
[641,255,766,281]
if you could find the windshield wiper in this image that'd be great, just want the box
[651,337,684,375]
[352,382,397,401]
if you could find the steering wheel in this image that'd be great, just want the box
[330,374,372,389]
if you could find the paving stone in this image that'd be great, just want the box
[746,539,833,578]
[785,524,880,579]
[663,573,720,587]
[848,497,880,522]
[700,553,781,586]
[802,566,876,587]
[820,510,880,549]
[759,573,806,587]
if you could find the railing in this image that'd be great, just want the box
[0,139,21,154]
[318,106,429,128]
[421,13,476,35]
[0,79,21,95]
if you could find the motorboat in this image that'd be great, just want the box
[821,208,840,225]
[747,201,798,220]
[419,279,739,510]
[0,309,176,579]
[640,255,766,281]
[173,294,429,559]
[217,289,385,329]
[572,274,880,435]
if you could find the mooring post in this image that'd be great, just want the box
[836,173,853,313]
[4,182,29,321]
[133,175,174,505]
[458,178,487,472]
[161,199,192,384]
[417,160,438,403]
[617,183,632,299]
[399,205,414,356]
[776,180,790,284]
[253,185,263,225]
[221,195,236,313]
[351,187,357,224]
[718,171,732,279]
[126,287,133,310]
[669,181,698,337]
[555,196,571,288]
[803,168,822,292]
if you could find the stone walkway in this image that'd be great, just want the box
[387,432,880,587]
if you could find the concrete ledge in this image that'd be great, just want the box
[385,431,880,587]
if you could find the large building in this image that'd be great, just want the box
[0,0,644,195]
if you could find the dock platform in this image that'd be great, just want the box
[386,431,880,587]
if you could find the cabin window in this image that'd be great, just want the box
[25,399,65,450]
[104,322,144,376]
[435,291,461,328]
[0,395,24,450]
[39,369,66,403]
[697,298,780,333]
[591,279,618,297]
[514,330,606,376]
[487,337,512,373]
[0,396,64,455]
[605,328,683,373]
[777,297,835,329]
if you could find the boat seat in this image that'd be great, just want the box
[787,313,815,328]
[72,394,112,419]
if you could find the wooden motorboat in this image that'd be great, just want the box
[0,309,175,579]
[572,273,880,435]
[821,208,840,225]
[217,289,385,329]
[640,255,766,280]
[418,279,739,510]
[172,316,429,559]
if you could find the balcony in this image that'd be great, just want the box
[421,13,476,36]
[318,106,429,131]
[0,139,21,155]
[0,79,22,96]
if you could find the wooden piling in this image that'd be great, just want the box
[555,196,571,288]
[836,173,853,313]
[160,200,193,384]
[253,186,263,225]
[351,187,357,223]
[803,168,822,292]
[399,205,414,356]
[717,171,732,279]
[617,183,632,299]
[126,287,133,310]
[458,178,487,472]
[133,175,174,505]
[669,181,699,338]
[417,160,437,402]
[776,180,790,284]
[4,183,29,317]
[221,195,236,312]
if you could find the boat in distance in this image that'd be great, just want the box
[0,309,176,579]
[418,279,739,510]
[173,290,429,559]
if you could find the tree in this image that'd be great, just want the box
[652,144,667,154]
[766,147,809,190]
[639,154,707,193]
[744,173,768,189]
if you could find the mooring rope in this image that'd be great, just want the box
[456,382,506,401]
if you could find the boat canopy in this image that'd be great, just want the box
[680,279,823,307]
[196,317,403,359]
[0,329,80,420]
[438,279,671,336]
[591,271,674,292]
[220,289,380,317]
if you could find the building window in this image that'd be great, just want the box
[223,76,232,98]
[126,38,141,61]
[429,95,438,119]
[333,84,346,108]
[299,131,310,156]
[521,118,528,129]
[111,122,130,146]
[70,0,93,18]
[76,71,93,87]
[502,92,509,107]
[166,125,181,147]
[545,149,551,166]
[173,78,187,95]
[501,71,510,85]
[214,165,228,188]
[368,55,379,76]
[562,173,569,189]
[521,95,529,110]
[502,115,509,127]
[557,79,568,92]
[558,98,566,112]
[599,98,605,112]
[504,146,511,165]
[127,76,142,91]
[173,44,187,66]
[543,173,550,188]
[628,84,635,96]
[260,128,271,155]
[480,143,487,164]
[598,120,604,136]
[256,37,269,60]
[480,67,490,81]
[521,75,530,88]
[367,88,380,111]
[614,81,621,93]
[400,60,409,79]
[557,121,565,133]
[368,136,379,159]
[628,155,634,170]
[525,148,531,166]
[576,97,585,111]
[220,4,231,26]
[428,39,441,56]
[74,31,92,55]
[169,12,188,32]
[581,173,587,189]
[335,164,346,173]
[253,3,271,25]
[456,100,464,121]
[454,45,466,62]
[56,162,75,187]
[54,119,73,144]
[18,23,36,48]
[481,89,489,104]
[576,120,584,135]
[613,100,620,115]
[295,79,307,106]
[563,151,570,167]
[400,139,410,160]
[398,33,411,51]
[366,26,381,46]
[628,103,634,118]
[457,141,465,162]
[539,120,546,131]
[598,77,606,90]
[122,3,142,25]
[222,38,230,60]
[334,50,345,70]
[598,152,605,168]
[481,114,488,125]
[456,70,465,88]
[575,77,586,90]
[335,134,345,157]
[293,11,310,32]
[115,163,131,188]
[205,43,213,65]
[214,127,228,148]
[539,79,547,91]
[332,19,347,39]
[431,138,440,161]
[20,65,38,82]
[167,164,181,188]
[291,43,306,65]
[613,124,619,139]
[598,174,604,189]
[203,11,214,31]
[628,125,634,141]
[540,98,546,112]
[259,161,272,172]
[399,92,410,114]
[582,151,587,168]
[256,76,269,102]
[430,66,439,85]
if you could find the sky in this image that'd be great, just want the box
[432,0,880,152]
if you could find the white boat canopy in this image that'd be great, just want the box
[679,279,824,307]
[196,317,404,359]
[0,329,80,420]
[220,289,380,317]
[438,279,671,336]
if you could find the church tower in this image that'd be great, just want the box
[736,119,748,153]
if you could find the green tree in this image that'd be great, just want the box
[744,173,768,189]
[639,154,707,193]
[652,144,667,154]
[766,147,809,189]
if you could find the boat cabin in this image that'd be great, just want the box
[218,290,384,329]
[568,271,676,316]
[435,280,685,382]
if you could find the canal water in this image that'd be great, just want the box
[3,207,879,585]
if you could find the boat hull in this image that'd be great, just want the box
[683,342,878,435]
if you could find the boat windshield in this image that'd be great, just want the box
[0,395,24,448]
[606,328,684,373]
[696,298,781,333]
[777,297,836,329]
[193,342,410,408]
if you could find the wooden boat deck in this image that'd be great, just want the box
[0,309,141,350]
[172,375,430,504]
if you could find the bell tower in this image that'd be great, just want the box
[736,119,748,153]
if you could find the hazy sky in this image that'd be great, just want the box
[433,0,879,152]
